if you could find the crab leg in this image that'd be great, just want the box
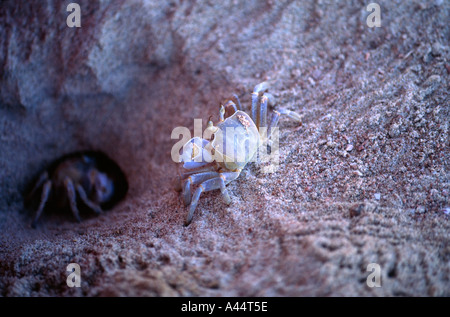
[267,111,280,139]
[232,94,243,111]
[180,163,217,177]
[185,171,240,226]
[259,94,269,129]
[224,100,238,114]
[264,93,276,106]
[31,180,52,228]
[278,108,302,122]
[174,163,217,192]
[252,82,270,129]
[64,177,81,223]
[183,161,212,169]
[253,82,269,93]
[76,184,102,215]
[251,91,259,128]
[26,171,49,203]
[266,108,302,139]
[182,171,220,206]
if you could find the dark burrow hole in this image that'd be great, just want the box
[24,151,129,227]
[387,266,397,278]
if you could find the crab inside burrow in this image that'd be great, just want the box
[174,82,302,225]
[26,151,128,228]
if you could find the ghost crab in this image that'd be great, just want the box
[176,82,301,225]
[26,151,128,228]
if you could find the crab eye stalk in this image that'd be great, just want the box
[219,105,226,122]
[207,116,214,128]
[205,117,218,137]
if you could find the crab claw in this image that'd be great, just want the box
[180,137,213,169]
